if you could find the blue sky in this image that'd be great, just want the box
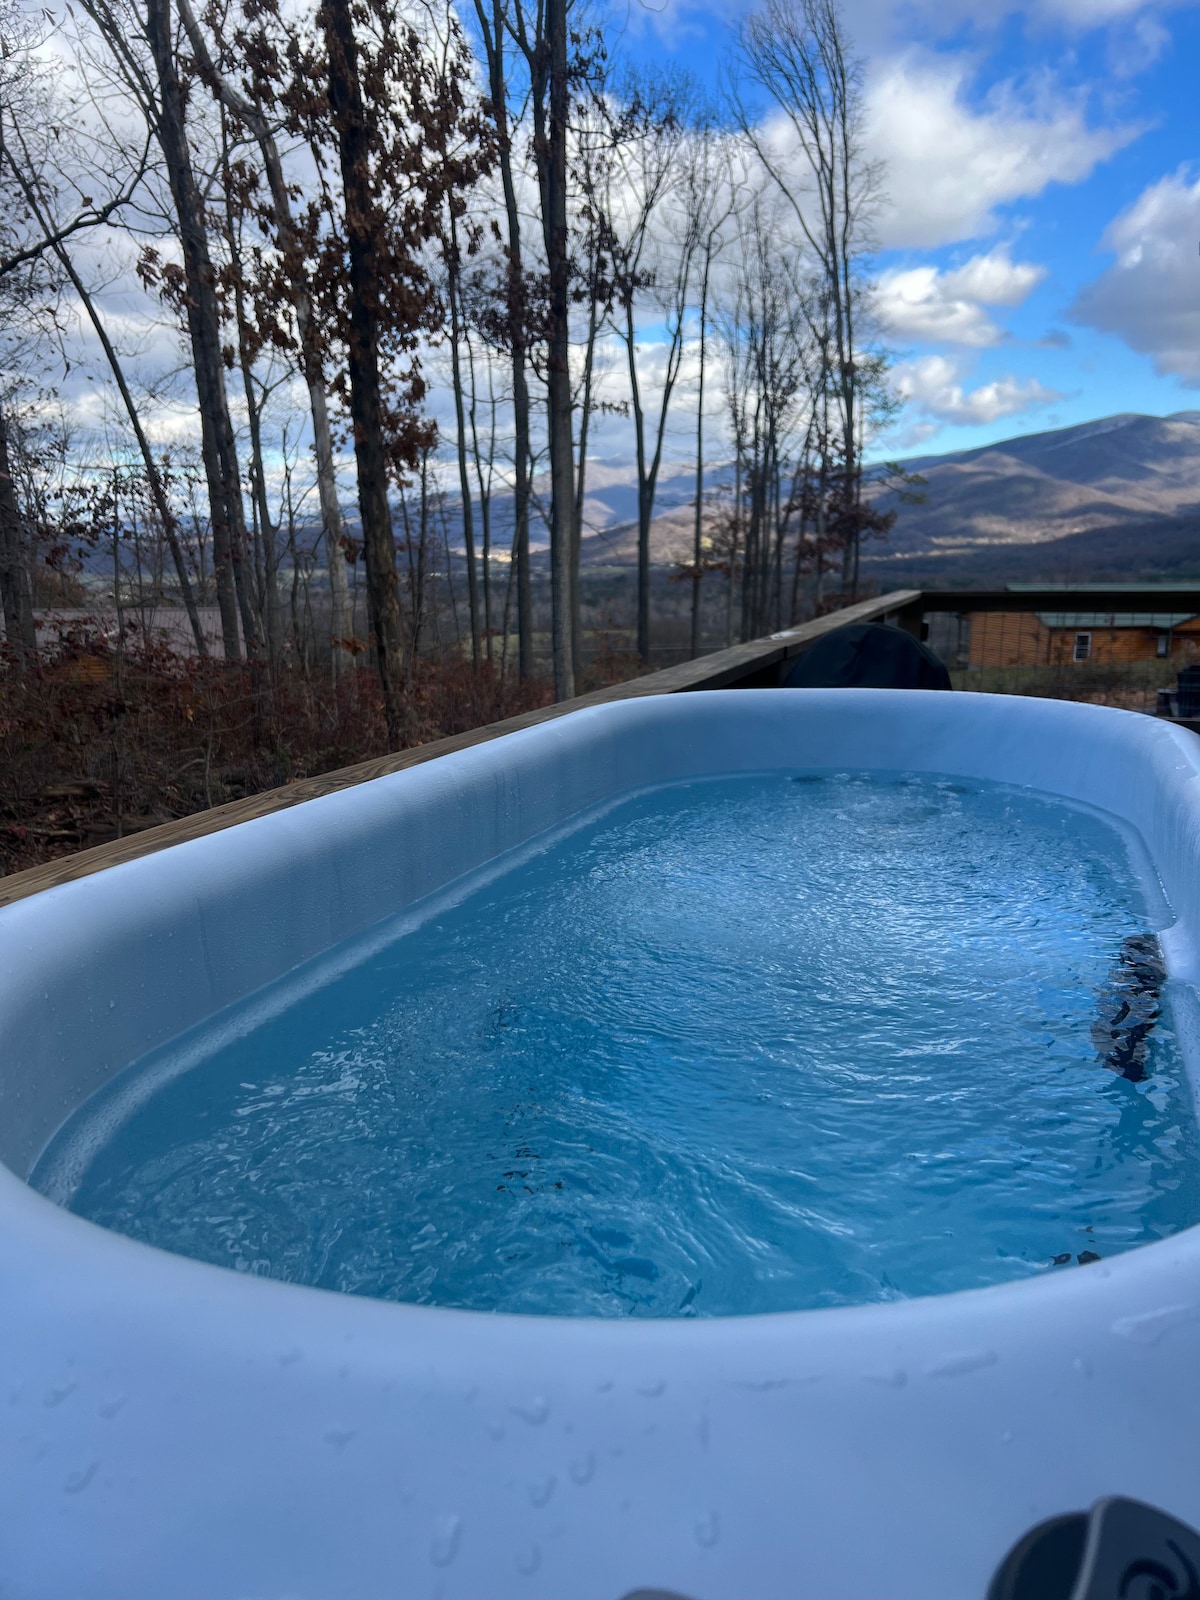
[612,0,1200,457]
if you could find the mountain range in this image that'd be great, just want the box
[862,411,1200,585]
[74,410,1200,596]
[573,411,1200,584]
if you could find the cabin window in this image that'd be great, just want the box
[1157,632,1171,658]
[1074,632,1092,662]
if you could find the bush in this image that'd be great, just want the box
[0,630,552,876]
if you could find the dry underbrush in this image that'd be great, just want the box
[0,629,554,877]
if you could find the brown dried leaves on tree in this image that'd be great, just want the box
[223,0,492,739]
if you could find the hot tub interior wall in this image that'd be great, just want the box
[5,689,1200,1181]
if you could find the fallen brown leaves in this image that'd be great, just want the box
[0,630,552,877]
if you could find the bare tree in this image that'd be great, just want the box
[606,73,698,665]
[470,0,535,679]
[273,0,489,736]
[736,0,880,595]
[684,124,735,659]
[715,192,814,640]
[319,0,407,735]
[443,206,482,666]
[176,0,353,677]
[570,74,621,684]
[0,7,209,655]
[510,0,575,699]
[141,0,263,659]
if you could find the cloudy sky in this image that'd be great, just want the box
[15,0,1198,480]
[618,0,1200,456]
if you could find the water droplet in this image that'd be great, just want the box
[430,1513,462,1568]
[278,1348,302,1366]
[595,1377,614,1393]
[1073,1355,1094,1379]
[528,1474,555,1508]
[43,1382,77,1409]
[569,1451,595,1486]
[636,1378,666,1398]
[487,1419,506,1442]
[1000,1429,1014,1444]
[516,1544,541,1576]
[1111,1304,1199,1346]
[923,1350,998,1379]
[511,1395,550,1425]
[695,1511,720,1548]
[323,1429,355,1452]
[97,1396,126,1420]
[64,1461,98,1494]
[108,1000,115,1010]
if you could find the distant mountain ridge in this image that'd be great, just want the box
[578,412,1200,582]
[865,411,1200,583]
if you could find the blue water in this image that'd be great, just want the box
[33,772,1200,1316]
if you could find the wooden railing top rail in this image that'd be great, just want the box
[0,588,919,907]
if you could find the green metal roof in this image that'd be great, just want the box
[1007,583,1200,593]
[1033,613,1198,629]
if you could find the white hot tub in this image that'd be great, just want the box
[3,689,1200,1599]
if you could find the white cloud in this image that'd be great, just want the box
[1070,168,1200,384]
[866,54,1139,248]
[892,353,1063,425]
[832,0,1195,50]
[1105,12,1172,74]
[914,0,1181,20]
[874,248,1046,346]
[1037,0,1180,21]
[653,0,1196,52]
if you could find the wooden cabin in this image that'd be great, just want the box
[966,606,1200,670]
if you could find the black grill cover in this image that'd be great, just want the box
[782,622,952,691]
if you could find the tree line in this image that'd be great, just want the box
[0,0,900,741]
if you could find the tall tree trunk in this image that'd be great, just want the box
[146,0,259,663]
[572,261,601,686]
[466,326,494,662]
[222,117,283,667]
[474,0,533,680]
[625,291,652,667]
[321,0,405,741]
[0,409,36,666]
[447,210,480,667]
[690,245,711,660]
[727,449,741,648]
[313,385,353,676]
[537,0,575,699]
[623,261,691,668]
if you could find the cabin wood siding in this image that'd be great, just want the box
[966,612,1200,668]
